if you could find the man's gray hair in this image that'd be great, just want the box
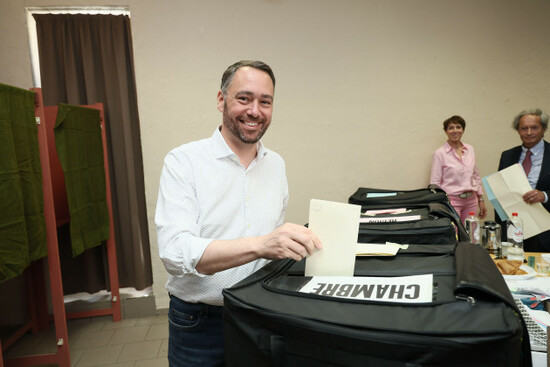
[512,108,549,131]
[220,60,275,96]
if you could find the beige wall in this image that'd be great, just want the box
[2,0,550,310]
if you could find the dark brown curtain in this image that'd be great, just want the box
[33,14,152,293]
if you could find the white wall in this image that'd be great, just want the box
[2,0,550,310]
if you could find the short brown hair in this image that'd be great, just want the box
[220,60,275,96]
[443,115,466,131]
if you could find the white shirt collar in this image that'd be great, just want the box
[522,139,544,156]
[211,126,267,162]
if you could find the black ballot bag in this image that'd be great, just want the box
[349,185,469,244]
[357,207,458,245]
[222,243,532,367]
[348,185,450,209]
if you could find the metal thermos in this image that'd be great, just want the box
[480,221,501,258]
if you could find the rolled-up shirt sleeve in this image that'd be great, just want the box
[155,151,211,278]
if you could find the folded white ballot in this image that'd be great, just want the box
[356,242,408,256]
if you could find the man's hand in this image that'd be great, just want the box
[257,223,323,262]
[523,189,545,204]
[196,223,323,275]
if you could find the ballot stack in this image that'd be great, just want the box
[348,185,467,245]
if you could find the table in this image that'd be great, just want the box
[507,252,549,367]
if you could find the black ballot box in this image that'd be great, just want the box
[223,243,532,367]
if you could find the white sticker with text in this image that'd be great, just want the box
[299,274,433,303]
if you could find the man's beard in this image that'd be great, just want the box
[222,108,268,144]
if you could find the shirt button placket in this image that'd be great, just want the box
[246,172,255,233]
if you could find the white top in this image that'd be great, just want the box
[155,127,288,305]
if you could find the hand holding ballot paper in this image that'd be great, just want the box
[305,199,361,276]
[493,110,550,252]
[483,164,550,240]
[304,200,418,276]
[302,199,434,304]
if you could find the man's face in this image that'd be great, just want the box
[217,67,274,146]
[518,114,544,149]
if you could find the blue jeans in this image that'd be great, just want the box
[168,294,225,367]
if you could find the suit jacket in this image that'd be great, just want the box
[498,139,550,250]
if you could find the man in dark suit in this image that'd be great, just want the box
[498,108,550,252]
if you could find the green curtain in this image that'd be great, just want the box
[54,104,110,257]
[0,83,47,283]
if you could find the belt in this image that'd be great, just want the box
[168,293,223,315]
[457,191,473,199]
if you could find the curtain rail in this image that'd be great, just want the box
[26,6,130,17]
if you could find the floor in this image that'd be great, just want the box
[3,313,169,367]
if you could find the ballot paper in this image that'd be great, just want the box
[356,243,408,256]
[305,199,361,277]
[483,164,550,239]
[364,208,408,215]
[299,274,433,303]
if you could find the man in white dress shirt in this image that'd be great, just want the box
[155,60,322,367]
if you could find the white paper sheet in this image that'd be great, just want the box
[484,164,550,239]
[305,199,361,277]
[364,208,408,215]
[356,243,408,256]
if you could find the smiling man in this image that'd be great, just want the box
[498,108,550,252]
[218,65,272,143]
[155,60,322,367]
